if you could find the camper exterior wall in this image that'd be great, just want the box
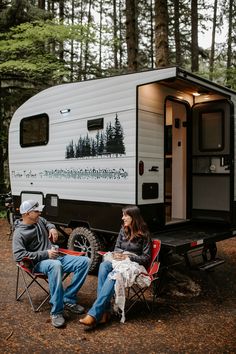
[138,83,165,205]
[137,83,193,205]
[9,67,178,206]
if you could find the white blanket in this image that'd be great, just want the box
[107,255,151,323]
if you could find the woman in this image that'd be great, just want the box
[79,205,151,328]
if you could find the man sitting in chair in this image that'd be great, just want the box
[12,200,90,328]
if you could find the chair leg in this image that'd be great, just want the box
[126,286,151,313]
[16,267,50,312]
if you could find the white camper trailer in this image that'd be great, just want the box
[9,66,236,272]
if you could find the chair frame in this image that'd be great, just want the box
[125,239,161,313]
[15,248,84,312]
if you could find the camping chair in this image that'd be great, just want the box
[98,239,161,315]
[15,248,85,312]
[125,239,161,313]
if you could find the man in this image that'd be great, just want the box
[13,200,90,328]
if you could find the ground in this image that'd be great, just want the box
[0,218,236,354]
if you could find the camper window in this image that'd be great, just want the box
[199,110,224,152]
[20,113,49,147]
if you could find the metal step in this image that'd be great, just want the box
[198,258,225,271]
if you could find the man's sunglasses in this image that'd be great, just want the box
[27,202,39,213]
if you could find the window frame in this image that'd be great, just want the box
[198,109,225,152]
[20,113,49,148]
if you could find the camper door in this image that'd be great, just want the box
[191,99,233,223]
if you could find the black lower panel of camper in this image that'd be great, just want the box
[12,195,235,255]
[12,195,164,235]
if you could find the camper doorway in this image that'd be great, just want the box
[191,99,232,223]
[164,98,189,225]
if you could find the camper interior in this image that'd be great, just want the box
[162,78,232,226]
[138,74,233,228]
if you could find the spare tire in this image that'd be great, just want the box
[67,227,102,273]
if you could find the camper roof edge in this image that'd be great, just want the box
[177,67,236,96]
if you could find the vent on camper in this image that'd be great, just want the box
[87,118,104,131]
[142,183,159,199]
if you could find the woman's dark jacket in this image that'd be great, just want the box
[114,227,151,267]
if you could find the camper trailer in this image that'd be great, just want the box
[9,66,236,272]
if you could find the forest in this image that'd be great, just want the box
[0,0,235,192]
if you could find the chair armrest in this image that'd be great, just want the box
[17,257,34,272]
[149,261,160,276]
[58,248,85,256]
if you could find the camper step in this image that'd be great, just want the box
[198,258,225,271]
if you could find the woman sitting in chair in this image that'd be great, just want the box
[79,205,151,328]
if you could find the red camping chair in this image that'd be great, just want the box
[125,239,161,313]
[15,248,85,312]
[98,239,161,314]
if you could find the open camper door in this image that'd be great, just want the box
[191,99,233,224]
[164,98,190,225]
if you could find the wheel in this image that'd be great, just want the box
[67,227,102,273]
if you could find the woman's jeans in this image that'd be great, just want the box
[88,260,115,321]
[34,255,90,315]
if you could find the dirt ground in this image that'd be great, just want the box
[0,218,236,354]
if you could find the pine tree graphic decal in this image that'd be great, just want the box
[65,114,126,159]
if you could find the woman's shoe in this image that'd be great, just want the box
[99,312,111,324]
[79,314,96,328]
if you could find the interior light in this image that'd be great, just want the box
[193,92,201,96]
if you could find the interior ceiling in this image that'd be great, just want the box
[159,77,217,96]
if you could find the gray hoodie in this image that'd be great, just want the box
[12,216,56,265]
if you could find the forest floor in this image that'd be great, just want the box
[0,218,236,354]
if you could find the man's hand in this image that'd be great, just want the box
[48,249,59,259]
[48,228,58,243]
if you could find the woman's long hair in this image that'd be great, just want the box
[122,205,149,240]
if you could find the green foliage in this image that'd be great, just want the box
[0,20,96,83]
[0,210,7,219]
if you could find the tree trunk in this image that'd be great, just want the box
[70,0,75,82]
[174,0,182,66]
[84,0,92,79]
[209,0,217,80]
[125,0,139,72]
[113,0,118,70]
[38,0,45,9]
[59,0,64,62]
[78,0,83,81]
[98,0,103,74]
[150,0,154,68]
[154,0,169,68]
[191,0,199,72]
[119,0,124,68]
[226,0,233,85]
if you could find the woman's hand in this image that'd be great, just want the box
[113,252,129,261]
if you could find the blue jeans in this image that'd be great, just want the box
[88,260,115,321]
[34,255,90,315]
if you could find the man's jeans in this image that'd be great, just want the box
[88,260,115,321]
[34,255,90,315]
